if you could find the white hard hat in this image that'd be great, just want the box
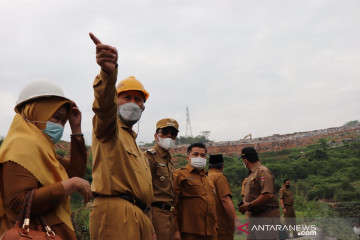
[15,78,70,112]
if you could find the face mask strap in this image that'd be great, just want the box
[21,115,47,125]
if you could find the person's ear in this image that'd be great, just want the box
[186,155,191,163]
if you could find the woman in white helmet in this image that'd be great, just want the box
[0,79,91,239]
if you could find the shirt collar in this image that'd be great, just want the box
[119,119,137,139]
[154,143,171,159]
[186,163,207,175]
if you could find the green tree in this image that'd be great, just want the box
[343,120,359,126]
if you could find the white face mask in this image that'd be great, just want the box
[157,135,176,150]
[190,157,207,169]
[118,102,142,123]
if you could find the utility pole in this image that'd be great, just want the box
[186,105,193,138]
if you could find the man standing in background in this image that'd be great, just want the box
[173,143,218,240]
[208,154,238,240]
[145,118,179,240]
[279,179,301,238]
[238,147,280,240]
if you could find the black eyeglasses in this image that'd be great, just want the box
[159,128,178,137]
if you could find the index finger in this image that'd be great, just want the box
[89,32,102,45]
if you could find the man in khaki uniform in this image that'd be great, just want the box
[174,143,218,240]
[238,147,280,240]
[208,154,238,240]
[144,118,179,240]
[279,179,301,238]
[89,33,155,240]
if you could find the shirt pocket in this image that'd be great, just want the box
[125,147,147,173]
[156,165,169,187]
[182,179,206,197]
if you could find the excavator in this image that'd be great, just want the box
[244,134,252,140]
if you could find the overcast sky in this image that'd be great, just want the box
[0,0,359,145]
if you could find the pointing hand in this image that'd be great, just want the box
[89,32,118,73]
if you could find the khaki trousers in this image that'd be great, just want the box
[90,197,153,240]
[150,206,175,240]
[284,205,298,235]
[248,208,280,240]
[181,233,217,240]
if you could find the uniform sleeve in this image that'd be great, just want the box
[259,169,274,194]
[279,188,284,199]
[57,136,87,178]
[144,152,155,226]
[2,162,66,215]
[92,68,118,142]
[215,175,232,198]
[173,170,182,232]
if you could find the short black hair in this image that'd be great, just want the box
[187,143,207,155]
[283,179,290,184]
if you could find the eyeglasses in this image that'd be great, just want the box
[159,128,178,138]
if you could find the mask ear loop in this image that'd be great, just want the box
[136,118,140,136]
[21,113,47,124]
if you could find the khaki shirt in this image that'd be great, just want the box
[279,186,294,205]
[208,169,234,235]
[244,162,278,212]
[91,69,153,205]
[144,143,175,205]
[173,164,217,236]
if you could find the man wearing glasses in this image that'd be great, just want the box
[173,143,218,240]
[145,118,179,240]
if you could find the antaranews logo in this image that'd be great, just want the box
[238,223,317,236]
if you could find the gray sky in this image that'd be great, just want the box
[0,0,359,145]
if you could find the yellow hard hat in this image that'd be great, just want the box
[116,76,149,101]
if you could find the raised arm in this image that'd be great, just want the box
[89,33,119,141]
[58,101,87,177]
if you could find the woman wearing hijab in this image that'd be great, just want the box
[0,79,92,239]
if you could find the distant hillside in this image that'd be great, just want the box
[55,122,360,156]
[170,123,360,155]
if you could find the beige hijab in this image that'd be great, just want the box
[0,97,74,231]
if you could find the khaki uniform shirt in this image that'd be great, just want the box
[244,162,278,213]
[279,186,294,205]
[91,69,153,205]
[173,164,217,236]
[144,143,175,205]
[208,169,234,235]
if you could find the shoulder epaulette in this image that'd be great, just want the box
[147,148,156,154]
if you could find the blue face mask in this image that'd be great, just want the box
[42,121,64,143]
